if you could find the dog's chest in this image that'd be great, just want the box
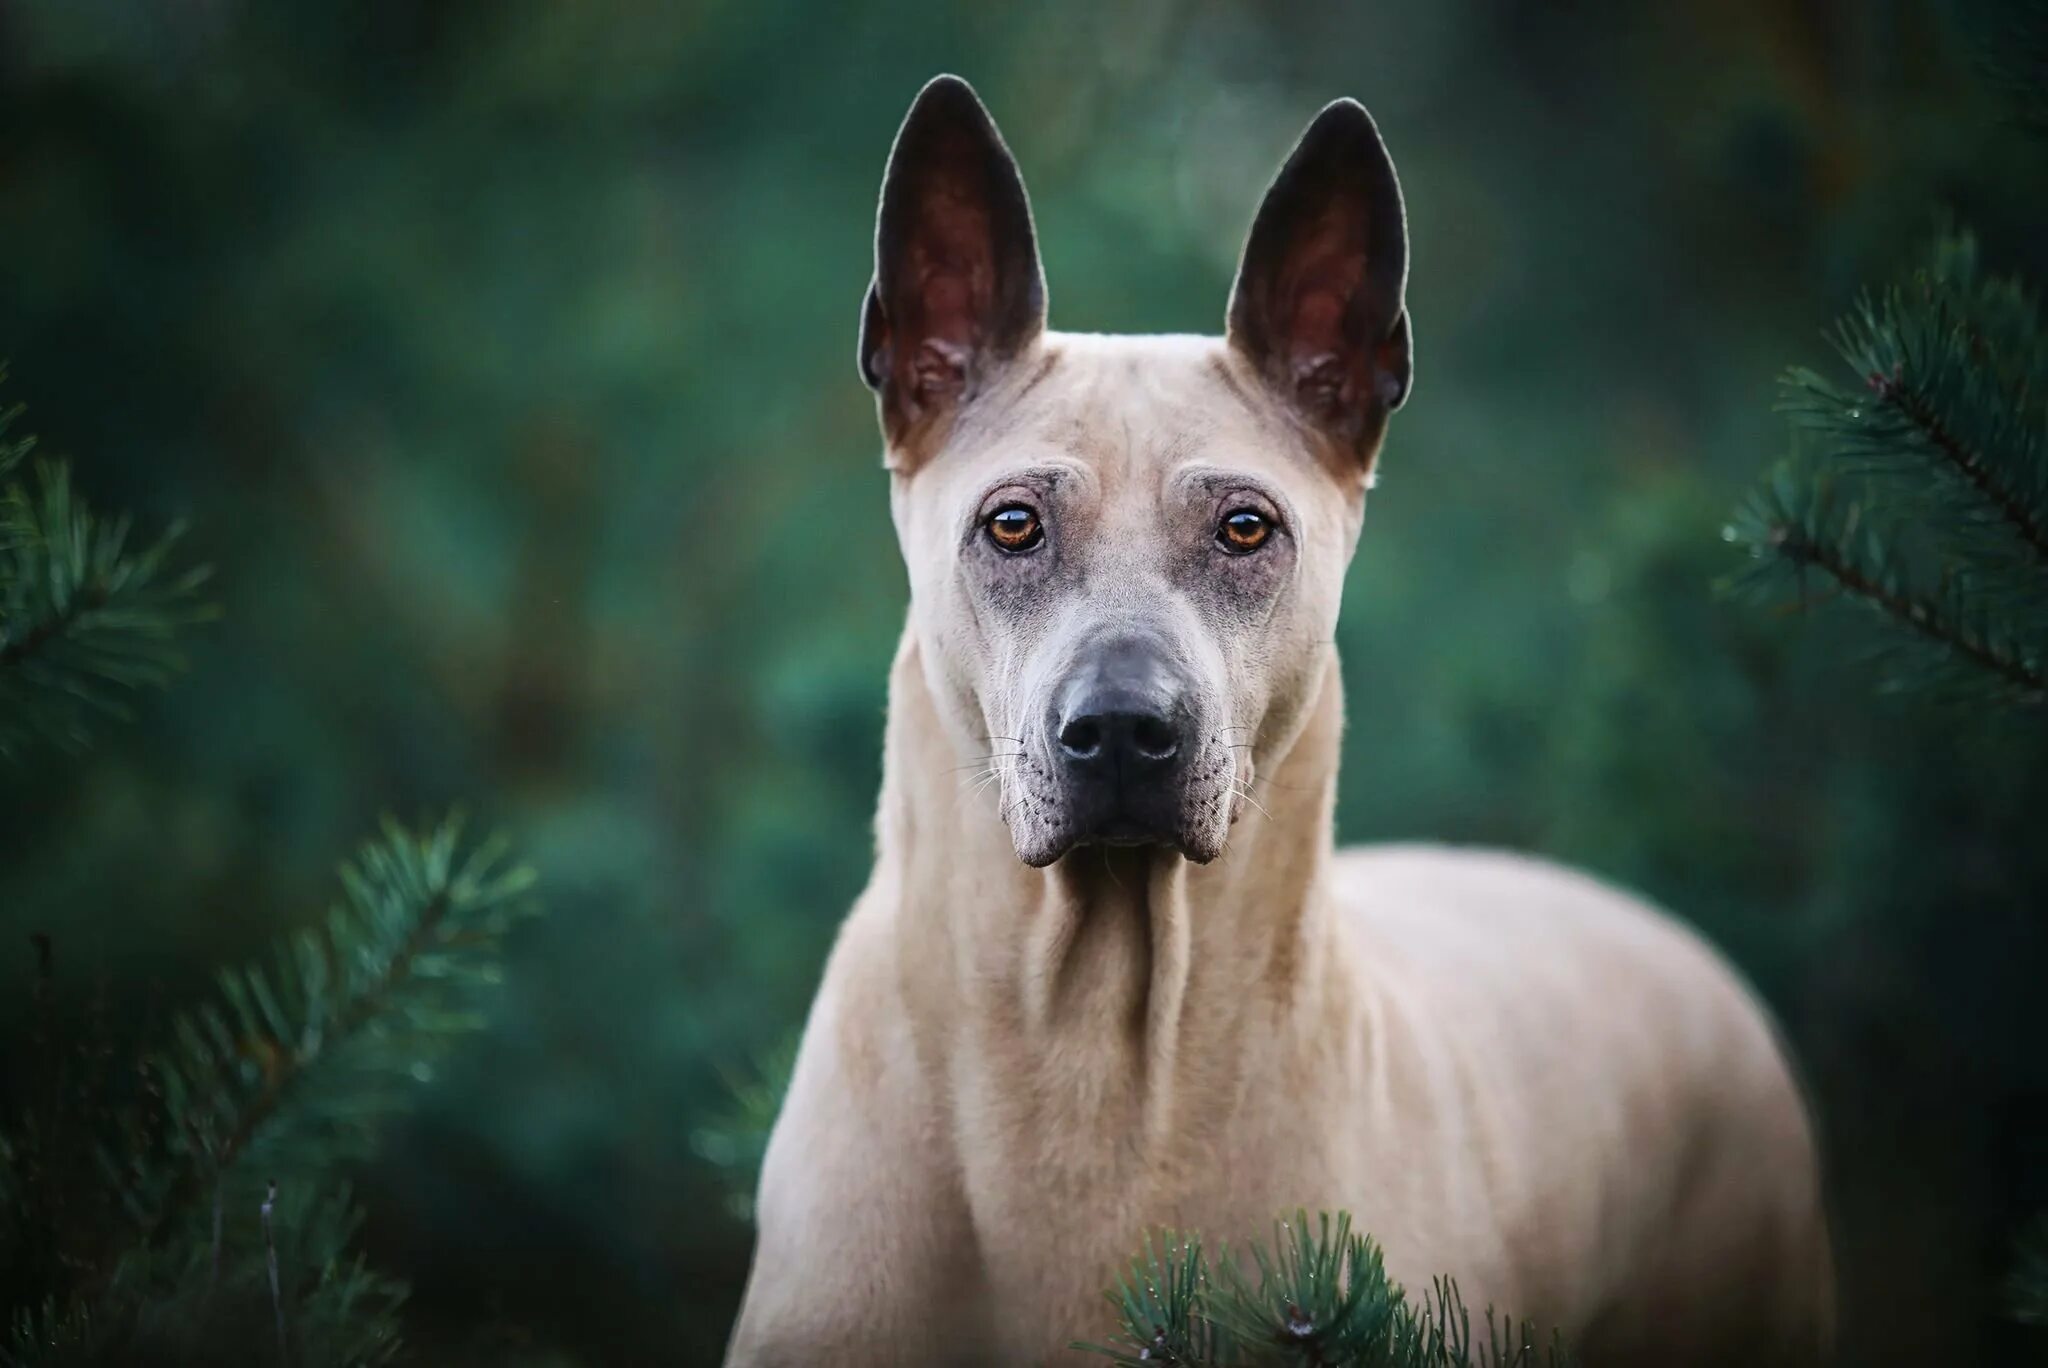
[936,1020,1425,1361]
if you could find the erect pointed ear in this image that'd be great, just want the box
[859,75,1047,455]
[1227,100,1412,468]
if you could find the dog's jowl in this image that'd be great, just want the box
[725,76,1832,1368]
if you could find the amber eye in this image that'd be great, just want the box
[1218,509,1273,553]
[986,504,1043,553]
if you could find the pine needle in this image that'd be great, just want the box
[1727,230,2048,708]
[0,391,216,757]
[1074,1210,1575,1367]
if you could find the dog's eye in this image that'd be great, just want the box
[986,505,1044,553]
[1218,509,1273,553]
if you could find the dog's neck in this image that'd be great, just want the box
[873,629,1348,1141]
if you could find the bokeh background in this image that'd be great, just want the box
[3,1,2047,1362]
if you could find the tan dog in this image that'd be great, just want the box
[724,76,1832,1368]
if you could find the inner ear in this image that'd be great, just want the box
[1227,99,1412,463]
[860,76,1046,449]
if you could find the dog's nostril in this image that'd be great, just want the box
[1060,710,1182,768]
[1129,714,1179,761]
[1059,717,1104,760]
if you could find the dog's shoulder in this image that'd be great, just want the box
[1325,842,1786,1079]
[1330,842,1709,961]
[1323,844,1821,1296]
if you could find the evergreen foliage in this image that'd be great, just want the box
[0,378,541,1364]
[1076,1212,1570,1368]
[1728,213,2048,1339]
[0,816,538,1366]
[1727,232,2048,704]
[0,386,214,756]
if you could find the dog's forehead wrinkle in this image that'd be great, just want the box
[1026,333,1257,423]
[936,331,1301,506]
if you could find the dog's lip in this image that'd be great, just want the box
[1022,826,1215,868]
[1057,818,1197,860]
[1092,819,1160,846]
[1011,800,1219,867]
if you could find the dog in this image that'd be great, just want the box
[724,75,1832,1367]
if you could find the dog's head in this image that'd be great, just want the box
[862,76,1411,868]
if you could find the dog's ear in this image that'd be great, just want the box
[860,75,1047,455]
[1227,100,1411,468]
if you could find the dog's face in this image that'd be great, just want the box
[861,78,1412,868]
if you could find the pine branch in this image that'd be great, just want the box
[1,816,538,1363]
[1207,1212,1409,1364]
[125,815,538,1258]
[0,381,520,1362]
[1778,238,2048,568]
[1874,365,2048,559]
[1728,462,2048,705]
[0,458,215,757]
[1732,231,2048,706]
[1075,1231,1222,1366]
[1407,1281,1569,1368]
[1765,515,2046,697]
[1779,239,2048,570]
[1076,1210,1574,1368]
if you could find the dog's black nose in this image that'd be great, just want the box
[1053,636,1192,792]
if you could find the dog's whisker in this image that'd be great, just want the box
[1228,782,1274,822]
[948,754,1021,773]
[960,754,1025,790]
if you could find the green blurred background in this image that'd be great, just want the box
[3,1,2047,1362]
